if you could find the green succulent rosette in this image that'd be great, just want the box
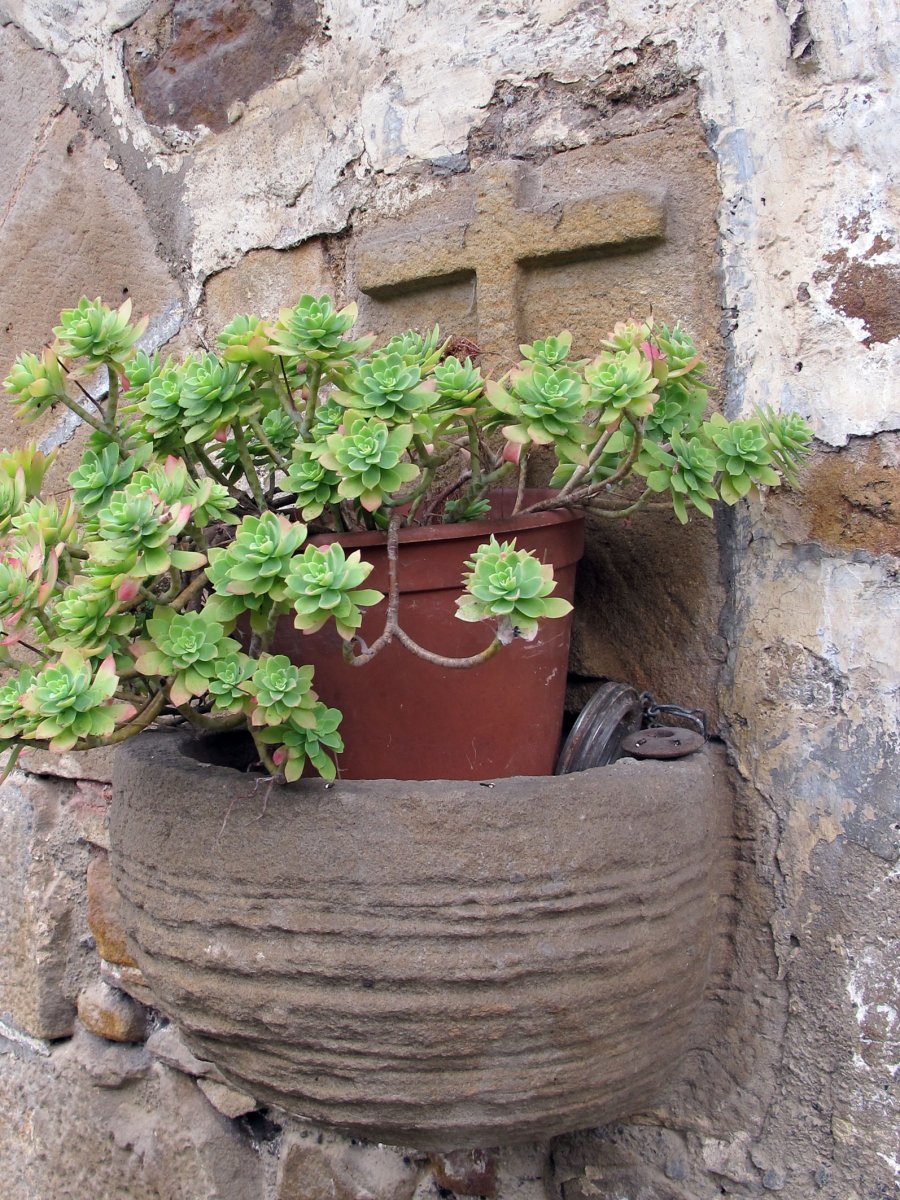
[20,651,135,752]
[283,446,341,521]
[3,350,68,422]
[432,356,484,407]
[486,363,591,463]
[257,702,343,782]
[382,326,445,372]
[90,484,201,578]
[520,331,575,367]
[0,467,26,533]
[205,651,255,714]
[11,498,77,548]
[0,445,56,499]
[335,351,438,428]
[133,608,240,707]
[702,413,781,504]
[315,414,419,512]
[179,353,258,443]
[50,584,135,657]
[637,431,720,523]
[0,667,39,740]
[245,654,318,728]
[217,314,276,368]
[584,348,658,424]
[268,295,373,364]
[285,543,382,639]
[456,536,573,642]
[137,361,184,443]
[0,554,40,633]
[68,443,150,518]
[758,406,813,486]
[206,512,307,614]
[53,297,147,370]
[122,349,163,403]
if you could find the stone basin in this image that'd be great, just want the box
[110,730,730,1150]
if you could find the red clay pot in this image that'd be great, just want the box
[271,491,584,780]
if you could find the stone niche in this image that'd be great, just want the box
[345,120,725,723]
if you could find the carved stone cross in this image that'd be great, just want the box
[354,161,667,359]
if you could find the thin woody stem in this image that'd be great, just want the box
[343,514,502,670]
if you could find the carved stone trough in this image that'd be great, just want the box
[110,730,730,1150]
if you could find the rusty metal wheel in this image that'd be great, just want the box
[555,681,643,774]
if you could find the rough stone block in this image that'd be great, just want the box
[76,980,148,1044]
[0,23,181,482]
[276,1126,421,1200]
[146,1023,228,1083]
[100,960,157,1008]
[87,849,136,967]
[197,1077,258,1120]
[0,1030,266,1199]
[0,772,93,1039]
[19,746,117,784]
[61,1024,152,1090]
[203,241,335,334]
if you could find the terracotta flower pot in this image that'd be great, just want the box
[272,490,584,780]
[110,730,730,1151]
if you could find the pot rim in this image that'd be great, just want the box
[308,487,581,552]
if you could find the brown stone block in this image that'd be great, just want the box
[0,773,93,1039]
[203,241,335,335]
[429,1148,499,1197]
[87,849,136,967]
[767,433,900,558]
[76,979,147,1044]
[276,1127,421,1200]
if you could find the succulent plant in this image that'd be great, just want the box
[20,651,134,752]
[457,536,573,642]
[0,292,813,780]
[316,415,419,512]
[285,543,383,639]
[246,654,318,728]
[53,298,147,370]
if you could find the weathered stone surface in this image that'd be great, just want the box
[767,433,900,558]
[87,848,137,967]
[0,772,93,1038]
[62,1023,153,1089]
[111,731,731,1149]
[20,745,117,784]
[146,1022,228,1081]
[197,1077,258,1119]
[429,1148,500,1198]
[100,959,157,1007]
[77,980,148,1043]
[203,241,334,334]
[0,22,181,484]
[0,1029,266,1199]
[126,0,321,133]
[276,1125,421,1200]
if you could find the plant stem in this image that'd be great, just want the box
[169,570,209,612]
[175,704,246,732]
[231,421,265,510]
[300,363,322,438]
[512,447,530,515]
[106,367,119,428]
[248,416,288,469]
[343,514,503,670]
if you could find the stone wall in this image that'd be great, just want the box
[0,2,897,1198]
